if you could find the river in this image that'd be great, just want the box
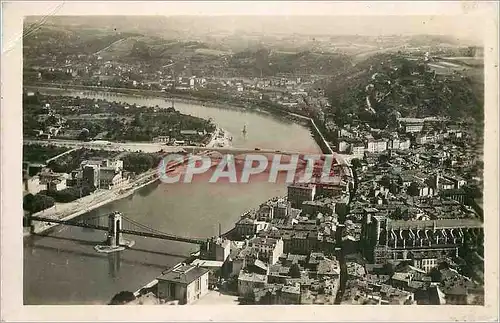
[23,89,321,305]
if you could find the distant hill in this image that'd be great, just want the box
[24,15,482,52]
[228,49,352,76]
[22,24,141,60]
[406,34,464,47]
[23,23,352,76]
[24,15,482,45]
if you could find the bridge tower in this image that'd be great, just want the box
[95,212,134,253]
[107,212,125,247]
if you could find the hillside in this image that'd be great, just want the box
[23,22,353,77]
[228,49,352,76]
[23,25,141,61]
[99,39,352,76]
[324,53,484,129]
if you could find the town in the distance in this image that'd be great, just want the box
[22,16,484,306]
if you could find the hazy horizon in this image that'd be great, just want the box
[25,15,484,45]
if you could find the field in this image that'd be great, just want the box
[194,48,232,56]
[96,37,139,58]
[441,56,484,67]
[428,57,483,76]
[428,63,467,75]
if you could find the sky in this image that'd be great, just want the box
[16,1,495,43]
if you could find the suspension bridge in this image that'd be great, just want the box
[29,212,207,247]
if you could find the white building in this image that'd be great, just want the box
[81,158,123,189]
[337,140,350,153]
[399,138,411,150]
[235,217,257,237]
[248,236,284,265]
[270,200,291,219]
[366,139,388,153]
[99,167,123,189]
[153,136,170,143]
[38,171,69,192]
[351,144,365,157]
[25,176,45,194]
[399,118,425,133]
[157,264,210,305]
[413,258,438,273]
[388,138,400,150]
[206,237,231,262]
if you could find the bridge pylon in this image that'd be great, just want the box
[107,211,125,247]
[95,212,135,253]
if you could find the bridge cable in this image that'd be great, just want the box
[121,216,197,239]
[76,213,109,224]
[121,216,176,235]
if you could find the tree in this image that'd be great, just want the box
[400,60,412,77]
[351,158,362,169]
[23,193,55,214]
[109,291,136,305]
[380,175,392,189]
[82,184,96,195]
[335,203,350,220]
[48,186,94,203]
[429,267,442,282]
[130,41,152,60]
[23,194,35,212]
[77,129,91,141]
[289,264,301,278]
[378,154,390,164]
[382,262,395,276]
[469,294,484,305]
[463,185,483,199]
[123,152,162,174]
[334,109,350,127]
[407,182,420,197]
[23,92,41,105]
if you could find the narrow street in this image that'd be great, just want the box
[334,167,357,304]
[334,209,347,305]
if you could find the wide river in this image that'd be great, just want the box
[23,89,321,305]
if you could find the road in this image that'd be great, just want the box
[30,160,179,222]
[45,147,80,163]
[25,138,183,154]
[24,139,308,156]
[32,185,123,221]
[352,44,407,62]
[94,38,127,56]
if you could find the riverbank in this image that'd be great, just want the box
[28,174,155,235]
[25,83,310,125]
[206,126,232,148]
[26,156,188,236]
[27,84,334,154]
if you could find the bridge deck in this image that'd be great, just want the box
[30,216,205,245]
[30,216,109,231]
[120,229,204,244]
